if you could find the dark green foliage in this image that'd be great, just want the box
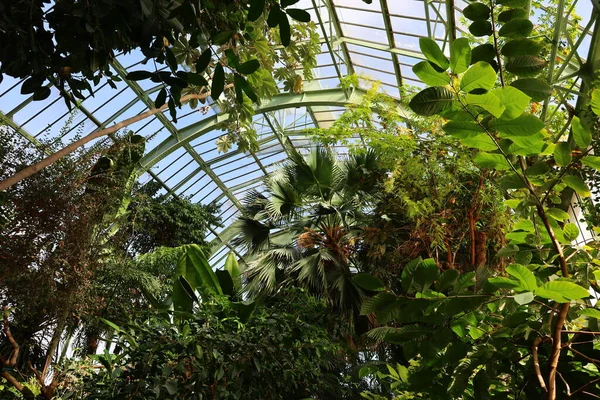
[73,289,352,400]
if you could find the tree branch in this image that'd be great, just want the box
[532,336,548,392]
[0,87,233,192]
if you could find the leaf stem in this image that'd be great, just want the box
[489,0,505,87]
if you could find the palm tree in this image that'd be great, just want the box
[231,146,386,320]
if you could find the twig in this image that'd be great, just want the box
[532,337,548,392]
[2,307,19,366]
[569,378,600,397]
[557,371,571,395]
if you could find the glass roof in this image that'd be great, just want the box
[1,0,598,266]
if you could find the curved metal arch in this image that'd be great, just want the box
[137,87,411,172]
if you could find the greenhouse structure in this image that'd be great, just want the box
[1,0,600,398]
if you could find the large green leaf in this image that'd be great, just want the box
[546,208,570,221]
[278,11,291,46]
[498,8,528,22]
[505,55,547,77]
[450,38,472,74]
[563,175,591,197]
[419,38,449,70]
[443,121,496,151]
[510,78,553,101]
[572,116,591,148]
[488,277,521,289]
[563,223,580,241]
[582,156,600,171]
[535,281,590,302]
[463,3,491,21]
[224,252,242,293]
[498,19,533,38]
[553,142,572,166]
[286,8,310,22]
[211,63,225,100]
[461,62,497,92]
[490,86,530,120]
[471,44,496,64]
[514,291,535,305]
[506,264,537,291]
[173,245,222,313]
[490,113,544,136]
[469,20,493,37]
[578,308,600,319]
[353,273,385,291]
[497,0,528,6]
[368,325,430,344]
[409,86,454,116]
[466,92,506,118]
[248,0,266,21]
[473,152,510,170]
[591,89,600,116]
[412,61,451,86]
[501,38,544,57]
[401,258,438,294]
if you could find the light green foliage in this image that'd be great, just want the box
[357,2,600,398]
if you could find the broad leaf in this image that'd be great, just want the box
[464,3,490,20]
[237,59,260,75]
[511,78,553,101]
[582,156,600,171]
[444,121,496,150]
[506,264,537,291]
[488,277,521,289]
[225,252,242,293]
[563,175,591,197]
[497,0,528,6]
[466,92,506,117]
[211,63,225,100]
[473,152,510,170]
[514,291,535,305]
[572,116,591,148]
[286,8,310,22]
[591,89,600,116]
[535,281,590,302]
[353,273,385,291]
[471,44,496,64]
[490,87,530,120]
[498,19,533,38]
[578,308,600,319]
[554,142,572,166]
[450,38,472,74]
[469,20,493,37]
[563,223,580,241]
[248,0,266,21]
[409,86,454,116]
[505,56,547,77]
[461,62,497,92]
[546,208,570,221]
[501,38,544,57]
[490,113,544,136]
[126,70,153,81]
[498,8,528,22]
[419,38,449,70]
[278,12,291,46]
[412,61,451,86]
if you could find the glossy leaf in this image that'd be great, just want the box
[408,86,454,116]
[572,116,591,148]
[498,19,533,38]
[578,308,600,319]
[450,38,472,74]
[248,0,266,21]
[419,38,449,70]
[237,59,261,75]
[488,277,521,289]
[510,78,553,101]
[443,121,496,151]
[535,281,590,302]
[563,223,580,241]
[412,61,451,86]
[506,264,537,291]
[460,62,497,93]
[225,252,242,293]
